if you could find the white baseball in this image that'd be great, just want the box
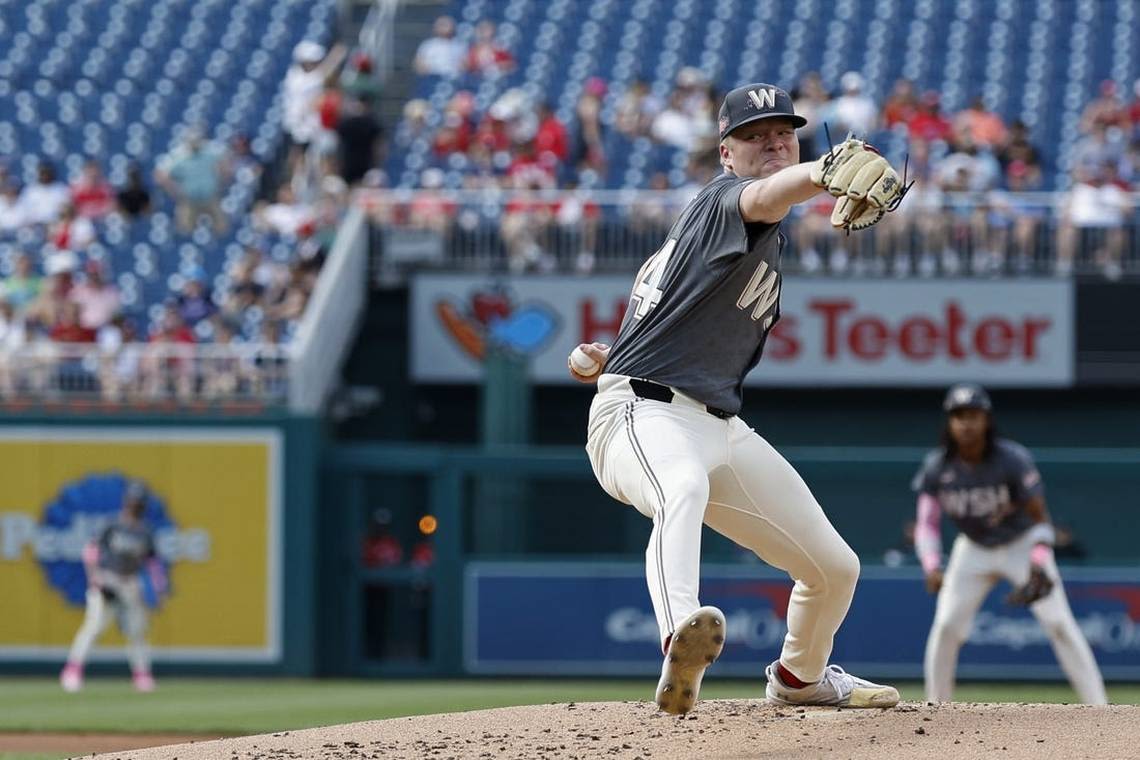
[570,346,600,377]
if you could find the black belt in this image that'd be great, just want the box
[629,378,734,420]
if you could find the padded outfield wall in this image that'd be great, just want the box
[0,412,322,676]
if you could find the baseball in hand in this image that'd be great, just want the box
[569,346,601,377]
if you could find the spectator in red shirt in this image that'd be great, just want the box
[472,111,512,154]
[431,92,475,157]
[315,77,343,132]
[465,20,514,76]
[907,91,954,143]
[142,305,196,400]
[49,301,96,343]
[70,160,114,219]
[48,203,97,252]
[882,78,918,128]
[533,102,569,166]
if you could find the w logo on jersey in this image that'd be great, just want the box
[736,260,780,327]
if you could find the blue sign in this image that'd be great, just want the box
[464,562,1140,680]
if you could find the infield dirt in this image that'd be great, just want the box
[80,700,1138,759]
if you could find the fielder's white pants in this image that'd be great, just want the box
[66,575,151,675]
[924,531,1107,704]
[586,374,859,683]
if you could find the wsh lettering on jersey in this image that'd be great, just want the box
[939,483,1012,522]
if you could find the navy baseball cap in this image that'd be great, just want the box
[943,383,992,413]
[718,83,806,140]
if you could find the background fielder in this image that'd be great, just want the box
[60,480,167,693]
[570,83,907,715]
[914,383,1107,705]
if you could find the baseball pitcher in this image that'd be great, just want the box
[914,384,1108,704]
[60,481,167,693]
[569,83,908,715]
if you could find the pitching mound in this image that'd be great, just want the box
[87,700,1139,760]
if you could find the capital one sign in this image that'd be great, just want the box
[411,275,1073,387]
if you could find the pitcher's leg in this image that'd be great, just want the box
[924,539,995,702]
[705,428,858,682]
[593,399,722,647]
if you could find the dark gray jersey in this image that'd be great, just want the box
[911,438,1045,547]
[603,173,783,414]
[97,519,156,576]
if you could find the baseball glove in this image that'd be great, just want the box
[1005,565,1055,606]
[810,137,909,231]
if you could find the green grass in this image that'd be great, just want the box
[0,678,1138,737]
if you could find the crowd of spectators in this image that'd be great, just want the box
[396,13,1140,279]
[0,34,386,403]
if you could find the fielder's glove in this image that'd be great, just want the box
[810,137,909,231]
[1005,565,1054,607]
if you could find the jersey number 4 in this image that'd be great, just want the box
[630,239,676,320]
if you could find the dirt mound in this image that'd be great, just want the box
[86,700,1138,760]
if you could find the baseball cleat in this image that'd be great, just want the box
[765,662,899,708]
[60,663,83,693]
[655,606,726,715]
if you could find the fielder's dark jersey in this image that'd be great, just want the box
[97,520,157,576]
[911,438,1045,547]
[604,172,783,414]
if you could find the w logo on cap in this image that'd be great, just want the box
[747,88,777,110]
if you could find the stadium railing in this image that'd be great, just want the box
[361,189,1140,278]
[0,341,290,407]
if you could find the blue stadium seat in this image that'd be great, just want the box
[0,0,338,328]
[399,0,1139,192]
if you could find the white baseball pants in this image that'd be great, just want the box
[586,374,859,683]
[66,577,151,675]
[924,531,1108,704]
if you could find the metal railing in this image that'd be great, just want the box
[0,343,290,406]
[361,189,1140,279]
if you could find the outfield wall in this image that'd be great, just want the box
[0,413,321,676]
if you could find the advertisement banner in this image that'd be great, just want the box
[412,275,1074,386]
[0,428,281,663]
[465,563,1140,679]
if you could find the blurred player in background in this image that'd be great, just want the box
[913,383,1107,704]
[60,481,167,693]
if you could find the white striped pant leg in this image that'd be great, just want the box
[923,536,996,702]
[67,588,114,666]
[592,397,723,650]
[1000,541,1109,705]
[118,581,152,676]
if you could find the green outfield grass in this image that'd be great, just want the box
[1,678,1138,760]
[1,678,1139,735]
